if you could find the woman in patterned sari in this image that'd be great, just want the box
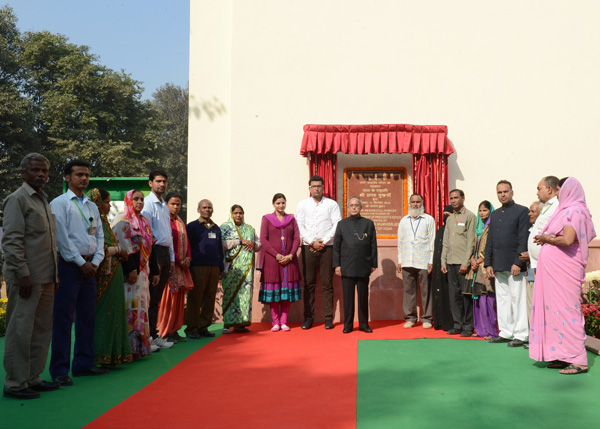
[90,188,133,366]
[112,190,159,357]
[220,204,261,334]
[157,192,194,342]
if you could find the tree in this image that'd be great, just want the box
[151,83,189,217]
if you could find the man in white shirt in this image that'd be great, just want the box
[141,169,175,350]
[520,176,559,345]
[296,175,342,330]
[397,194,436,329]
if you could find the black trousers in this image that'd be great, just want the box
[302,245,334,320]
[148,245,171,338]
[446,264,474,332]
[342,276,370,331]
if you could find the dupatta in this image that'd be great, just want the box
[90,188,119,302]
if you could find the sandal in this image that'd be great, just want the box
[484,335,491,341]
[222,328,232,334]
[559,364,588,375]
[547,360,569,369]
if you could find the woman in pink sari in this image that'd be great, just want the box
[530,177,596,374]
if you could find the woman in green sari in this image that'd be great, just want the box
[220,205,261,334]
[90,188,133,366]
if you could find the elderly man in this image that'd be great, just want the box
[50,160,108,386]
[141,169,174,349]
[2,154,59,399]
[185,199,224,339]
[441,189,477,336]
[333,197,378,333]
[296,175,342,330]
[397,194,436,329]
[485,180,530,347]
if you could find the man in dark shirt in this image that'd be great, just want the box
[185,199,225,339]
[333,197,378,333]
[484,180,530,347]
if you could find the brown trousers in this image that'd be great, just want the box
[302,245,334,320]
[185,265,220,333]
[4,282,54,390]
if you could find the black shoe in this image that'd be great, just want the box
[187,331,202,339]
[53,375,74,386]
[30,380,60,392]
[199,329,216,338]
[166,336,178,344]
[489,336,511,343]
[171,332,186,342]
[324,319,334,330]
[73,367,109,377]
[343,328,353,334]
[301,319,313,330]
[523,344,530,349]
[3,387,40,399]
[507,339,527,347]
[447,328,461,335]
[359,326,373,333]
[460,330,474,337]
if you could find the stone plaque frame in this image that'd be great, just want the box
[343,167,408,239]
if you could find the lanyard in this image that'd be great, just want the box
[454,209,466,225]
[72,197,93,226]
[541,202,553,215]
[410,216,422,241]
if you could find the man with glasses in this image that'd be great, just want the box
[296,175,341,330]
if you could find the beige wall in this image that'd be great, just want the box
[189,1,600,322]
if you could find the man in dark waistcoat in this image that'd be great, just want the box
[333,196,378,333]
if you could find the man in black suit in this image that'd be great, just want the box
[333,196,378,333]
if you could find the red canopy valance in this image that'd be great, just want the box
[300,124,454,156]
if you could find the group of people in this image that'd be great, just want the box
[421,176,594,376]
[2,153,594,400]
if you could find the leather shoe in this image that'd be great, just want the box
[324,319,334,330]
[301,319,313,330]
[507,339,527,347]
[460,330,473,337]
[447,328,461,335]
[73,367,109,377]
[3,387,40,399]
[30,380,60,392]
[489,336,511,343]
[359,326,373,333]
[187,331,202,339]
[199,329,216,337]
[343,328,352,334]
[53,375,73,386]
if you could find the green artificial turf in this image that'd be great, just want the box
[0,325,221,429]
[357,339,598,428]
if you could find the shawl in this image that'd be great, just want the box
[168,214,194,293]
[542,177,596,263]
[90,188,119,302]
[111,190,153,269]
[264,213,295,229]
[475,204,495,239]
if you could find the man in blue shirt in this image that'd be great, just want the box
[141,170,175,349]
[49,160,108,386]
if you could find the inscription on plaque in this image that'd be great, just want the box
[344,168,407,239]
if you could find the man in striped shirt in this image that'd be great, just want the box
[397,194,436,329]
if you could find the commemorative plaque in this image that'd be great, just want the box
[343,167,407,238]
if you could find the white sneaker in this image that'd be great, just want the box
[151,343,160,353]
[404,321,415,329]
[281,324,291,331]
[271,325,280,332]
[422,322,433,329]
[153,336,174,349]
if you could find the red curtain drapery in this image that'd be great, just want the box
[300,124,453,227]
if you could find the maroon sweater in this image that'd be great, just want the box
[259,214,301,283]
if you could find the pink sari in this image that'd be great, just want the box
[529,178,596,366]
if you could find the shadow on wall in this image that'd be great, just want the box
[370,258,405,321]
[189,95,227,121]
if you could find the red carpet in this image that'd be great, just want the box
[86,321,481,429]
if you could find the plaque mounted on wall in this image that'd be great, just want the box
[343,167,407,239]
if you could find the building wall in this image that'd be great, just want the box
[189,0,600,322]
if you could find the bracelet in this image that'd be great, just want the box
[549,237,555,245]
